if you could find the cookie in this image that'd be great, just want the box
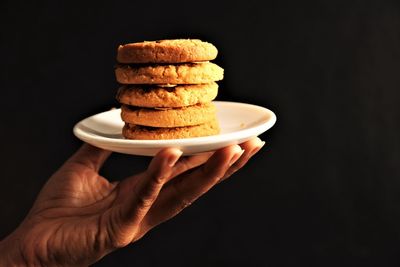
[116,83,218,108]
[117,39,218,64]
[121,102,217,127]
[122,119,220,140]
[115,62,223,84]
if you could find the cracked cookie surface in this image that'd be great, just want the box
[116,83,218,108]
[115,62,223,84]
[122,118,220,140]
[121,102,217,127]
[117,39,218,63]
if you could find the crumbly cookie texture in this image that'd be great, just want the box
[122,119,220,140]
[115,62,224,84]
[121,102,217,127]
[117,39,218,63]
[116,83,218,108]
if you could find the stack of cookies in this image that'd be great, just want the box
[115,39,224,140]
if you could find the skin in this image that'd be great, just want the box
[0,138,265,267]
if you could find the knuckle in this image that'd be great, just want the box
[136,194,155,209]
[175,160,191,175]
[200,165,224,182]
[150,172,167,186]
[177,157,190,169]
[152,176,164,187]
[134,173,167,210]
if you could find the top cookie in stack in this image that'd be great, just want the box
[115,39,224,140]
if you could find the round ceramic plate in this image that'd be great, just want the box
[73,101,277,156]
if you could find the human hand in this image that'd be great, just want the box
[0,138,265,266]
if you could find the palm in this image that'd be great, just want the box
[23,157,119,265]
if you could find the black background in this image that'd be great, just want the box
[1,0,400,266]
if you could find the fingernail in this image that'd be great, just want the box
[168,150,183,167]
[229,149,245,166]
[250,141,266,156]
[260,141,266,148]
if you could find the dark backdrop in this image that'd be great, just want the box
[1,0,400,266]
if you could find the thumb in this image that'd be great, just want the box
[107,148,182,247]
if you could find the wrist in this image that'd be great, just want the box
[0,231,28,266]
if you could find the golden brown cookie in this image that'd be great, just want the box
[116,83,218,108]
[122,119,220,140]
[117,39,218,64]
[115,62,223,84]
[121,102,217,127]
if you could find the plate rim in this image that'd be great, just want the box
[73,101,277,147]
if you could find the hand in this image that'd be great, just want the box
[0,138,265,266]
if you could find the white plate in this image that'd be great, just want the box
[73,101,277,156]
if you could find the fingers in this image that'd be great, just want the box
[105,138,265,246]
[141,145,243,230]
[220,138,265,182]
[113,148,183,235]
[170,151,215,178]
[66,143,112,172]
